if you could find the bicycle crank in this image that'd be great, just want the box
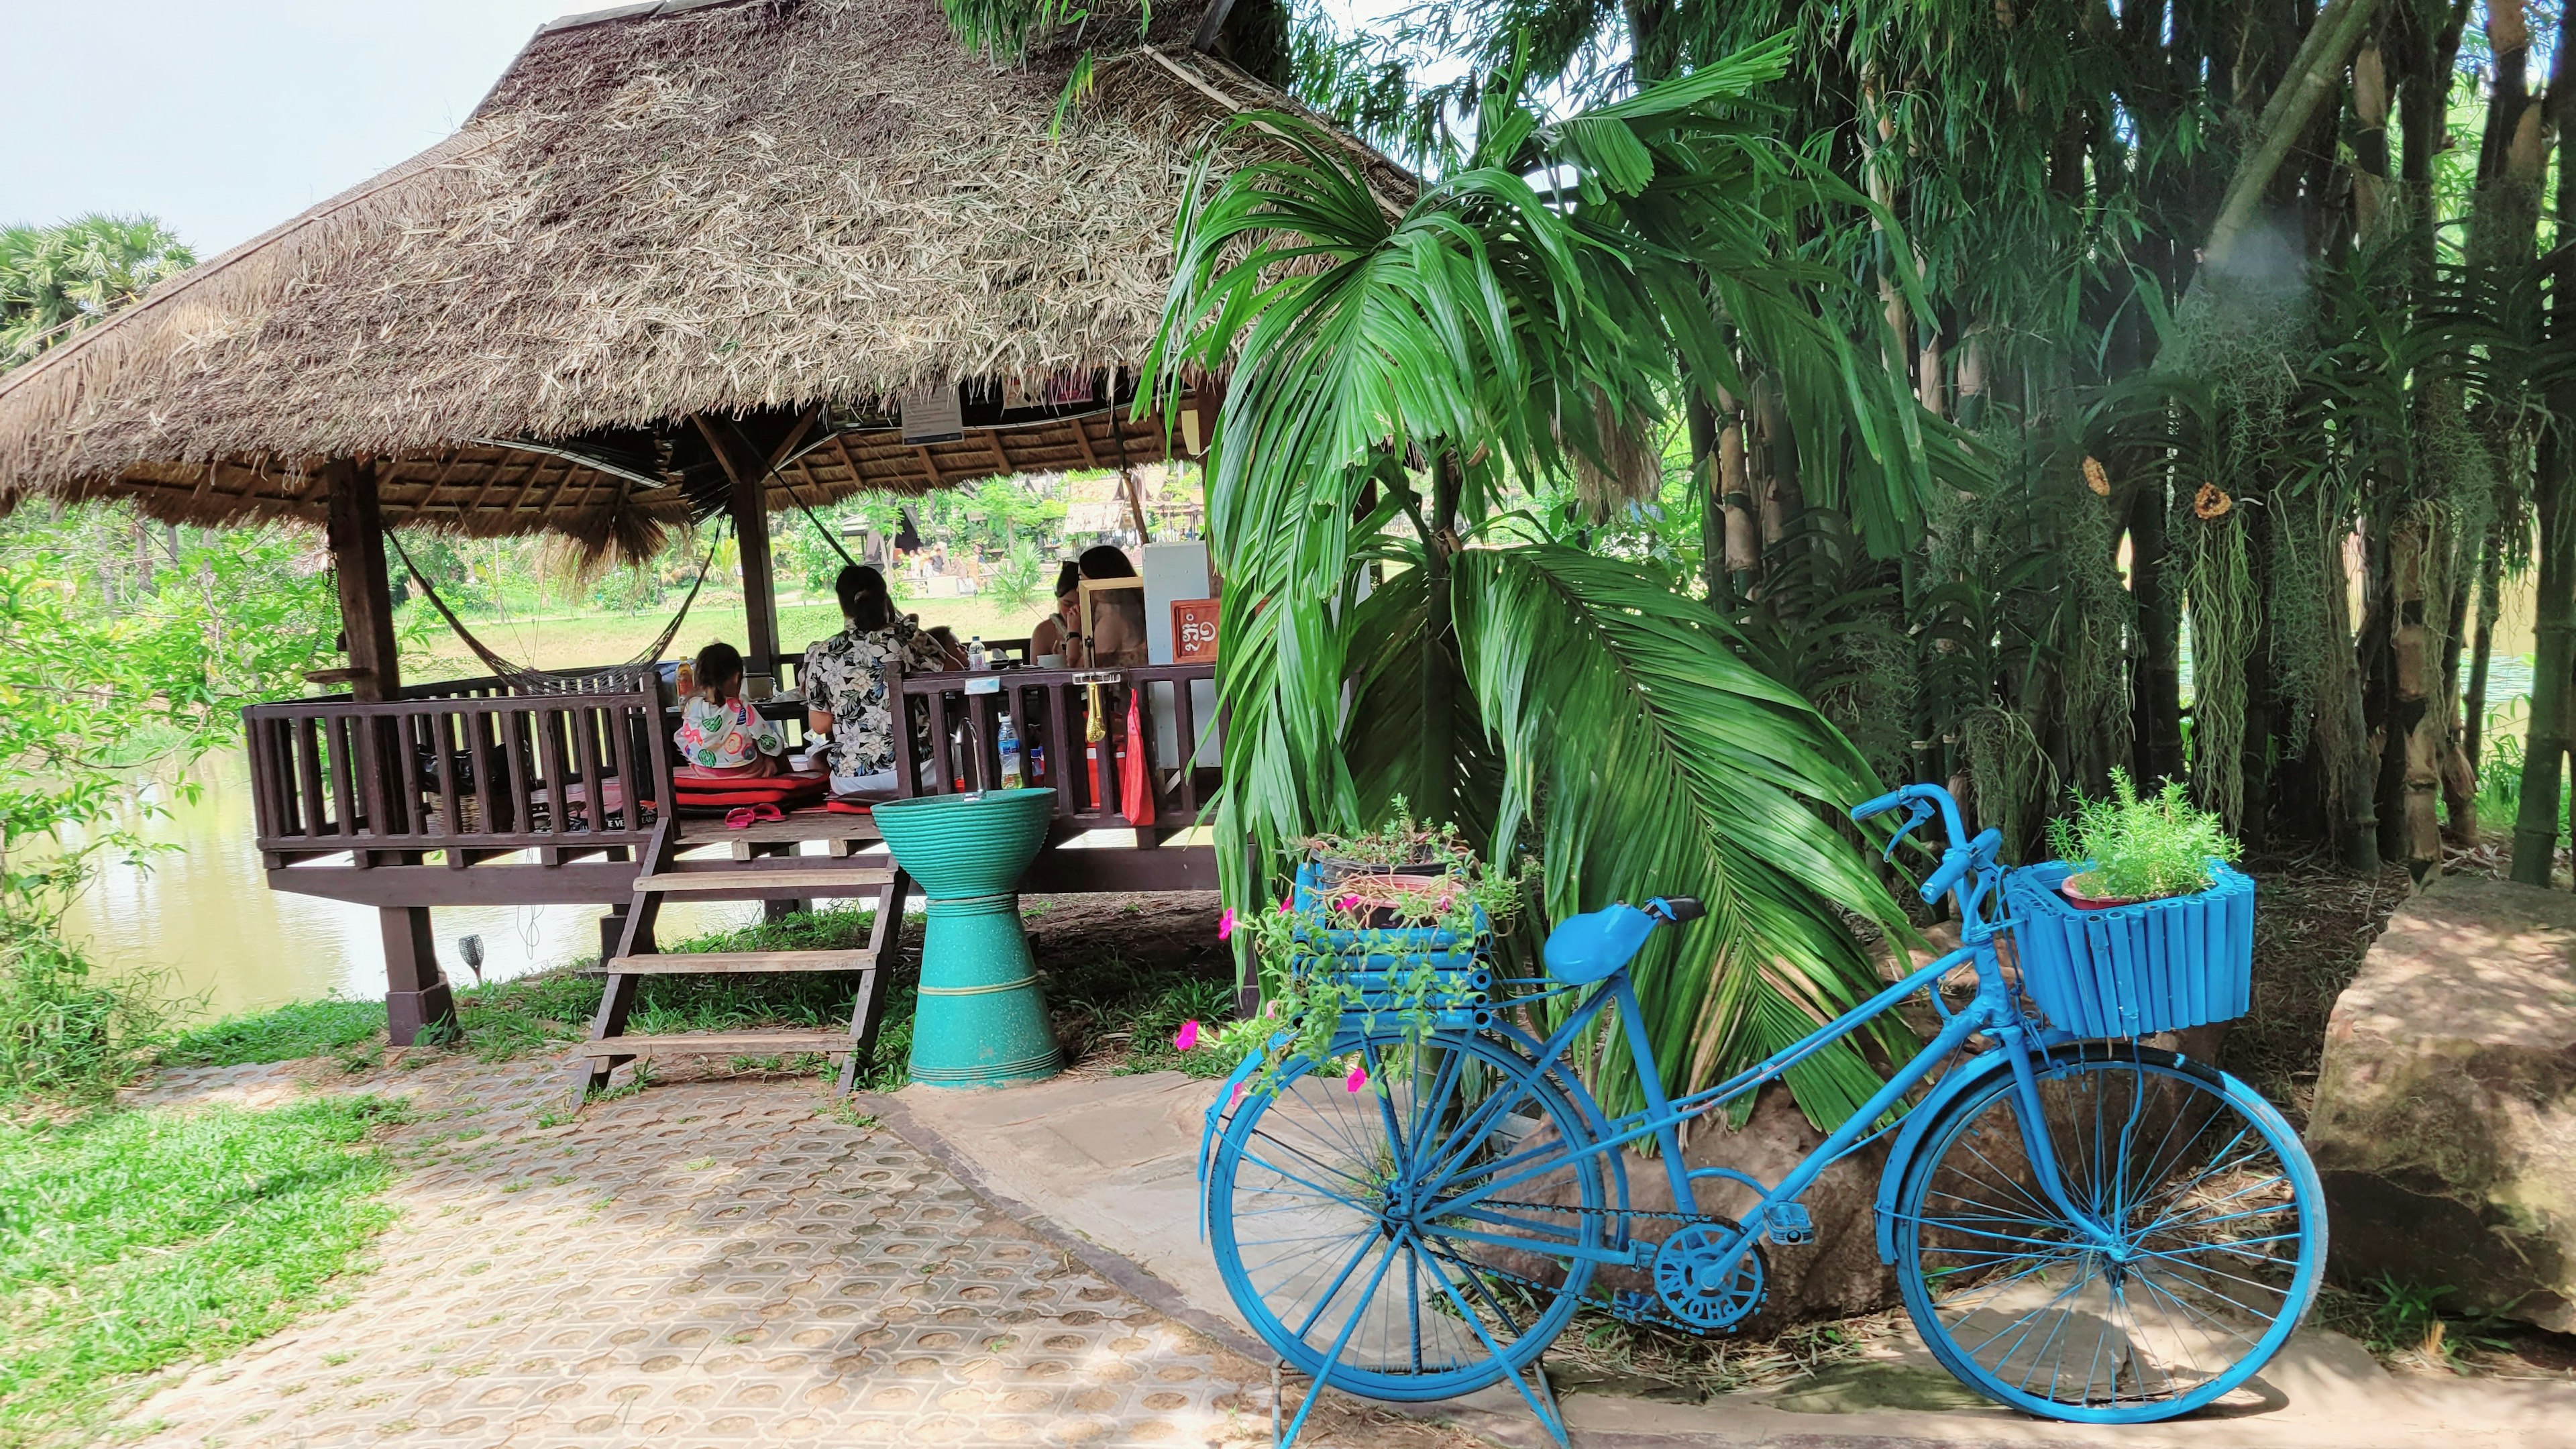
[1650,1218,1768,1332]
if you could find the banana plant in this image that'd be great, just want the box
[1143,40,1977,1122]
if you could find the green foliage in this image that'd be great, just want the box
[0,215,193,370]
[160,998,388,1069]
[1142,52,1959,1122]
[0,913,165,1102]
[2045,769,2239,901]
[0,1096,402,1446]
[0,515,343,1099]
[987,541,1046,612]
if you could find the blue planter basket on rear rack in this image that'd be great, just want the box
[1291,863,1491,1025]
[2001,861,2254,1038]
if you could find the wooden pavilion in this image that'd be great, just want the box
[0,0,1403,1069]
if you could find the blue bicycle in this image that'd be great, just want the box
[1202,782,2324,1442]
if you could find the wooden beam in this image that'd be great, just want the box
[831,433,867,490]
[692,414,784,670]
[912,444,945,487]
[1071,416,1102,469]
[325,458,402,703]
[379,905,456,1046]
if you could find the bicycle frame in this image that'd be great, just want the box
[1417,885,2123,1288]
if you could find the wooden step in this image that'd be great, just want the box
[633,867,895,897]
[600,950,875,975]
[570,1030,853,1059]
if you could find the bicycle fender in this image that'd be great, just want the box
[1197,1048,1272,1242]
[1871,1046,2024,1264]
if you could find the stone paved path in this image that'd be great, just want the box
[114,1054,1474,1449]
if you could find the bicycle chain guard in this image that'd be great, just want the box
[1650,1218,1768,1332]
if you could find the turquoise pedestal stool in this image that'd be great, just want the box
[869,787,1063,1088]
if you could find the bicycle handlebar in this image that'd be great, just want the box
[1851,784,1998,908]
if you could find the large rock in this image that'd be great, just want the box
[2307,873,2576,1330]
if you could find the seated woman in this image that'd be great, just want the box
[1077,545,1149,667]
[1028,561,1083,665]
[674,641,786,777]
[803,565,953,796]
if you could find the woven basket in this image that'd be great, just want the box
[2002,861,2255,1038]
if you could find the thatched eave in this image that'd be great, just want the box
[0,0,1408,555]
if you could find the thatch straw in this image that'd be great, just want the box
[0,0,1403,542]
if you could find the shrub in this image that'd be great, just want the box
[2045,768,2239,900]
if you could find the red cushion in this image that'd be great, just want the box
[824,798,875,815]
[674,774,828,808]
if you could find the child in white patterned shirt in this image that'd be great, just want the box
[674,641,784,777]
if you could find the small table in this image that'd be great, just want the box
[869,787,1063,1088]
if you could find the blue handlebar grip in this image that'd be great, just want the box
[1920,849,1972,904]
[1852,790,1907,822]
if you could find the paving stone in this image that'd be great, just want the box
[110,1056,1461,1449]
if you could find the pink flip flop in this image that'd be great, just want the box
[724,806,757,830]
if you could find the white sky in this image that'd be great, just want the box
[1,1,573,255]
[1,0,1413,260]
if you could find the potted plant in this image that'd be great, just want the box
[1214,812,1524,1097]
[2043,770,2239,909]
[2005,769,2256,1040]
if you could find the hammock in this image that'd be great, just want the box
[385,438,862,698]
[386,522,728,696]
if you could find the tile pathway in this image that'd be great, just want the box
[113,1054,1476,1449]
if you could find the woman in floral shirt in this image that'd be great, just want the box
[803,566,953,793]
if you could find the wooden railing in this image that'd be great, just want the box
[244,683,675,865]
[888,663,1220,838]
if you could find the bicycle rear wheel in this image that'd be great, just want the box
[1206,1026,1610,1401]
[1890,1043,2324,1422]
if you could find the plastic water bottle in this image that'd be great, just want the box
[967,635,989,670]
[998,712,1024,789]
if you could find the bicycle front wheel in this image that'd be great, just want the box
[1890,1044,2324,1422]
[1207,1026,1610,1401]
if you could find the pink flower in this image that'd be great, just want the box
[1230,1081,1247,1106]
[1344,1063,1368,1093]
[1217,908,1237,941]
[1173,1019,1201,1052]
[1336,894,1360,912]
[1275,900,1293,914]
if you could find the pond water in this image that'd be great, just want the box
[66,751,761,1024]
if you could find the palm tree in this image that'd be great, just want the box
[0,215,195,371]
[1145,43,1978,1122]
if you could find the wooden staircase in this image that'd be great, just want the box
[566,816,910,1104]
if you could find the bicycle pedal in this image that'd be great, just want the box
[1764,1202,1815,1246]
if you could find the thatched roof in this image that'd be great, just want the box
[0,0,1405,549]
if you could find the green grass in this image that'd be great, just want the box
[0,1096,406,1447]
[160,998,387,1069]
[143,904,1246,1090]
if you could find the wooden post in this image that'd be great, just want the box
[696,421,784,672]
[324,458,401,702]
[380,905,455,1046]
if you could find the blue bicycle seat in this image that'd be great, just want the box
[1543,904,1659,984]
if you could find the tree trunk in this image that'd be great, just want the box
[2389,513,2447,878]
[1420,455,1461,826]
[2130,478,2186,784]
[2464,520,2503,769]
[2201,0,2392,273]
[2518,442,2576,884]
[2508,0,2576,885]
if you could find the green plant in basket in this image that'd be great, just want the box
[1218,809,1524,1099]
[2045,769,2240,904]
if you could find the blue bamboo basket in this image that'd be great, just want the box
[1291,863,1489,1015]
[2001,861,2255,1038]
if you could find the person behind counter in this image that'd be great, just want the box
[1028,560,1083,665]
[802,565,954,796]
[1078,545,1148,667]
